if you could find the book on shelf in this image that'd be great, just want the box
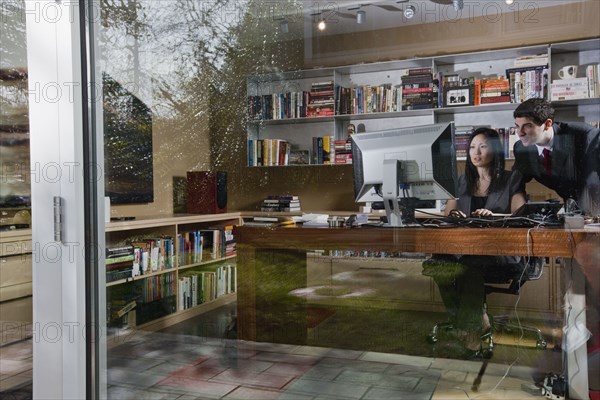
[178,230,204,266]
[307,81,335,117]
[178,264,237,310]
[401,69,438,110]
[333,138,352,164]
[477,76,511,105]
[260,195,302,212]
[455,125,516,160]
[306,104,334,117]
[408,67,432,76]
[266,194,299,200]
[550,77,590,101]
[177,225,235,265]
[248,138,291,166]
[512,54,549,68]
[336,84,401,114]
[261,203,301,212]
[106,245,134,258]
[105,253,134,265]
[139,272,176,304]
[312,136,324,164]
[199,229,220,261]
[141,237,174,272]
[322,135,333,164]
[106,238,173,281]
[585,63,600,98]
[247,90,310,121]
[223,224,236,258]
[453,126,476,159]
[506,65,548,103]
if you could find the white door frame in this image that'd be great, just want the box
[26,1,106,398]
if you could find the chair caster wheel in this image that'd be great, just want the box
[536,340,547,350]
[426,335,438,344]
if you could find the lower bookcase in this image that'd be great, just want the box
[105,213,241,332]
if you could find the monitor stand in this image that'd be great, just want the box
[382,197,421,227]
[381,159,421,227]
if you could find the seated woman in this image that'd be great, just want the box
[423,127,526,356]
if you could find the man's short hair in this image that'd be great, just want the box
[513,98,555,125]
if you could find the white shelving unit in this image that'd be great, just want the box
[246,38,600,167]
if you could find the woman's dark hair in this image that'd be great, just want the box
[464,127,505,195]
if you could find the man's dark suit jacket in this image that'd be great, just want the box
[512,122,600,212]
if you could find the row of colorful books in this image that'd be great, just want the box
[247,138,290,166]
[308,81,335,117]
[248,62,600,121]
[105,238,176,283]
[247,81,336,121]
[313,136,353,165]
[454,125,519,160]
[140,272,176,304]
[105,226,235,283]
[248,136,352,166]
[177,264,237,311]
[178,225,236,267]
[247,91,311,120]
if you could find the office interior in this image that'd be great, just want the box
[1,0,599,399]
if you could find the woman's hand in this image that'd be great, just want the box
[472,208,493,217]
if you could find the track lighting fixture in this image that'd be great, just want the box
[403,5,415,19]
[356,10,366,24]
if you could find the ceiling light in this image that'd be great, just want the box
[356,10,366,24]
[280,20,289,33]
[505,0,514,4]
[403,5,416,19]
[453,0,464,11]
[317,19,326,31]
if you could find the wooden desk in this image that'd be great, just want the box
[235,226,598,399]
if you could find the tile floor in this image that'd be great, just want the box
[0,304,547,400]
[0,341,545,400]
[106,331,542,400]
[0,338,32,395]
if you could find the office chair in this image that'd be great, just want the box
[426,257,548,358]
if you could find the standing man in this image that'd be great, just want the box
[513,97,600,216]
[513,97,600,397]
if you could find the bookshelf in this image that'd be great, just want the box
[105,213,241,331]
[246,38,599,167]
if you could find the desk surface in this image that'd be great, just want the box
[235,226,597,258]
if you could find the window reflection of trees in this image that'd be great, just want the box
[100,0,303,189]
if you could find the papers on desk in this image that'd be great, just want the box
[243,216,296,227]
[584,223,600,231]
[295,213,329,227]
[294,213,370,227]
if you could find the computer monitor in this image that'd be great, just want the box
[351,122,458,226]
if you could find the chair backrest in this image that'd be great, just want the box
[484,257,545,296]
